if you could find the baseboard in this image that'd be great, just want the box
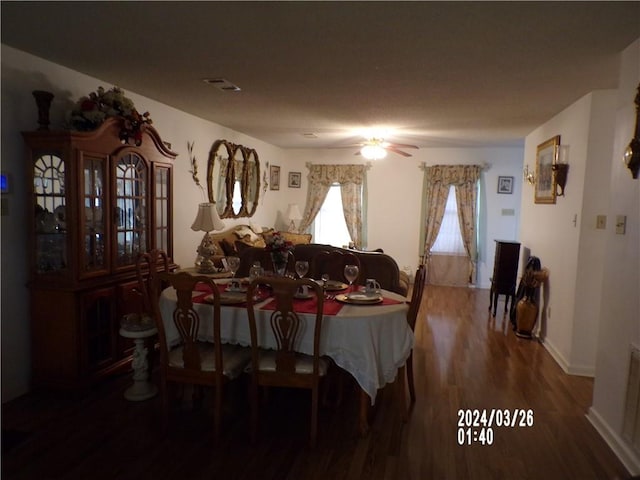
[538,337,595,377]
[587,407,640,475]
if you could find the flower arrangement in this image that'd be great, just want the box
[66,86,152,145]
[265,231,293,275]
[265,231,294,254]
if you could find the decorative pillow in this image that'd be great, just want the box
[280,231,312,245]
[234,226,260,243]
[234,240,255,254]
[249,221,263,234]
[220,238,238,256]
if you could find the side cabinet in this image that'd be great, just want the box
[489,240,520,317]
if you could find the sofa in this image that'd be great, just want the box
[207,224,409,297]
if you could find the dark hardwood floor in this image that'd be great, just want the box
[2,285,631,479]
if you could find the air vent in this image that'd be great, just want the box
[302,133,318,139]
[203,78,241,92]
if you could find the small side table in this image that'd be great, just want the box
[119,319,158,401]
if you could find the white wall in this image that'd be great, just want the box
[519,90,617,376]
[588,38,640,475]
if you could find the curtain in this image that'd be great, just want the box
[455,181,478,281]
[299,164,366,246]
[340,181,363,247]
[421,164,481,283]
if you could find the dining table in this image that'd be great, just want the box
[158,278,414,435]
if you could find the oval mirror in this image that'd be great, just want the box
[207,139,234,218]
[243,148,260,216]
[230,144,244,217]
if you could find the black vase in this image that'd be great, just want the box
[32,90,54,130]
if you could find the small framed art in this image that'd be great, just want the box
[497,176,513,194]
[270,165,280,191]
[288,171,301,188]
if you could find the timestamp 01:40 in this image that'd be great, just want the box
[458,427,494,446]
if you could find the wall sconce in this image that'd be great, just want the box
[551,163,569,196]
[551,144,570,196]
[624,83,640,179]
[523,164,536,185]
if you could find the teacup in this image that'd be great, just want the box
[365,278,381,294]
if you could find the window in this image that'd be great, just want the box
[313,184,352,247]
[430,186,465,255]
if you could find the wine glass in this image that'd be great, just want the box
[344,264,359,293]
[295,260,309,279]
[226,256,240,278]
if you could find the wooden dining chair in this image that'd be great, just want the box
[399,263,427,415]
[311,250,361,284]
[245,276,328,447]
[150,271,251,438]
[135,249,170,316]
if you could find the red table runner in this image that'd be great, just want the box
[260,296,344,315]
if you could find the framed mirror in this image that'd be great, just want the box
[243,147,260,217]
[206,139,234,218]
[207,139,260,219]
[230,144,244,217]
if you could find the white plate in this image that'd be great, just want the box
[335,293,383,305]
[324,281,349,291]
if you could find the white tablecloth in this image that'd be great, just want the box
[159,287,414,404]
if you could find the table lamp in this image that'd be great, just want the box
[191,202,225,273]
[286,203,302,232]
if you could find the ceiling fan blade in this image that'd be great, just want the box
[387,146,412,157]
[388,142,419,149]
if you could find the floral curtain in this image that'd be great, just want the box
[421,164,481,282]
[299,164,367,247]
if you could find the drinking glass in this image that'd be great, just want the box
[226,256,240,278]
[295,260,309,279]
[344,264,359,292]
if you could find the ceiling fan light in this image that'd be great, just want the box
[361,144,387,160]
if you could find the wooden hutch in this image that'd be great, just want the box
[23,117,177,390]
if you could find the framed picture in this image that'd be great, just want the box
[288,171,301,188]
[269,165,280,191]
[497,176,514,194]
[535,135,560,204]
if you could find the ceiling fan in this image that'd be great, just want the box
[354,137,419,159]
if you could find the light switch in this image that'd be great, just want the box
[616,215,627,235]
[596,215,606,229]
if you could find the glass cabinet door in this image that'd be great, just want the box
[81,154,108,276]
[154,166,170,253]
[33,153,67,274]
[115,153,148,268]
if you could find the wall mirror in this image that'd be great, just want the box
[206,139,260,219]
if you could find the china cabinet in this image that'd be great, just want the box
[23,117,177,389]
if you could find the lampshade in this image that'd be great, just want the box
[286,203,303,221]
[360,144,387,160]
[191,202,225,232]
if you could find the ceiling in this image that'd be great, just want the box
[2,1,640,150]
